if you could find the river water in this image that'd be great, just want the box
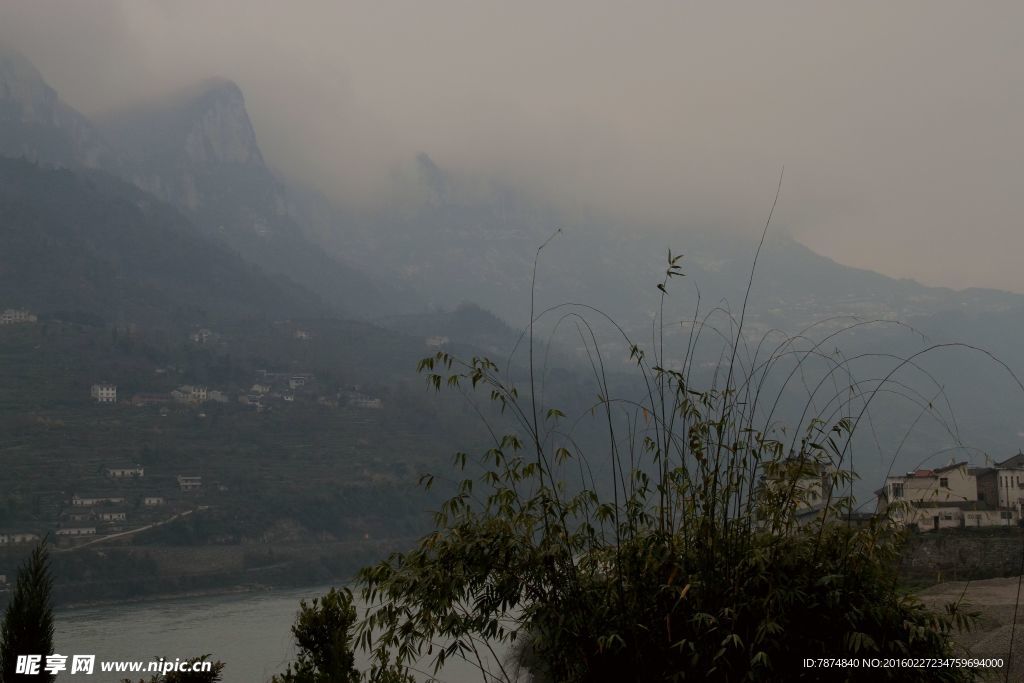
[55,586,507,683]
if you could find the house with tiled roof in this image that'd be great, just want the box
[877,457,1023,531]
[991,452,1024,511]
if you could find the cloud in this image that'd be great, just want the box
[1,1,1022,291]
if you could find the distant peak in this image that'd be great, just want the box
[415,152,449,204]
[142,77,246,114]
[0,45,43,78]
[178,77,244,103]
[0,45,55,102]
[98,76,262,167]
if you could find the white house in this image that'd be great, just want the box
[97,511,127,522]
[71,495,126,507]
[177,475,202,491]
[990,453,1024,512]
[876,461,993,531]
[90,383,117,403]
[759,458,837,526]
[106,465,144,479]
[189,328,214,344]
[173,385,208,404]
[348,396,383,409]
[0,531,40,545]
[425,336,449,349]
[0,309,37,325]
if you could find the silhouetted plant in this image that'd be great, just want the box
[355,205,989,680]
[1,541,55,683]
[273,588,360,683]
[274,587,414,683]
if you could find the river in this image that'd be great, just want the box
[55,586,508,683]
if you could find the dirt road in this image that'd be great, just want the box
[918,576,1024,680]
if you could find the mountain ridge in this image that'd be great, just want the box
[0,47,420,318]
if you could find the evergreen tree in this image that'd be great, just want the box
[273,588,360,683]
[0,542,55,683]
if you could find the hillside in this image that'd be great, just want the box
[0,47,116,169]
[95,79,420,318]
[0,157,325,329]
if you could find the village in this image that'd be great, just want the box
[0,318,397,568]
[784,454,1024,532]
[3,310,1023,590]
[875,455,1024,530]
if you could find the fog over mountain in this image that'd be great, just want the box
[3,29,1023,479]
[1,1,1022,294]
[3,7,1024,677]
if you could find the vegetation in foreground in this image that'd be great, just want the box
[346,248,983,681]
[0,246,1003,682]
[0,542,55,683]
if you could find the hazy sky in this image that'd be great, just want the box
[1,1,1021,292]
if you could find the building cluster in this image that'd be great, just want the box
[0,531,41,546]
[170,385,229,405]
[0,308,37,325]
[90,383,117,403]
[241,373,298,409]
[876,454,1024,531]
[189,328,217,345]
[763,453,1024,533]
[425,335,449,349]
[51,465,204,542]
[345,392,384,409]
[105,365,386,413]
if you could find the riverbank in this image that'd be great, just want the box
[1,536,415,609]
[56,582,272,611]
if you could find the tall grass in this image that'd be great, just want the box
[355,193,1019,681]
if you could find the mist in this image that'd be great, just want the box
[2,0,1022,292]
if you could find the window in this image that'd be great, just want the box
[891,483,904,499]
[939,477,949,488]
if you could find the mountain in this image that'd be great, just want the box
[0,47,116,169]
[0,48,418,318]
[298,153,1024,334]
[292,156,1024,495]
[0,156,326,328]
[377,302,520,357]
[95,79,419,318]
[96,78,275,219]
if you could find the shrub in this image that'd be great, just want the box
[354,239,980,681]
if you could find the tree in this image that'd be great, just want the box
[273,588,360,683]
[1,542,55,683]
[274,588,413,683]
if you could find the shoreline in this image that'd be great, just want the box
[57,583,271,611]
[55,579,347,612]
